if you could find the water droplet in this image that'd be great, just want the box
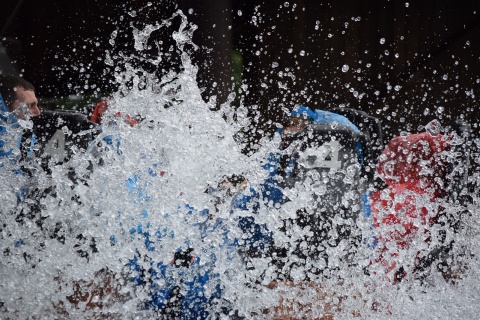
[342,64,350,72]
[284,2,290,7]
[425,119,442,135]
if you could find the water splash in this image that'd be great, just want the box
[1,8,479,320]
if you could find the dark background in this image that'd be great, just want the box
[2,0,480,140]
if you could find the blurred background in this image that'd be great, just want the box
[1,0,480,140]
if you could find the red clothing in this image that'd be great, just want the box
[90,100,109,124]
[376,132,450,187]
[90,99,138,127]
[370,133,450,283]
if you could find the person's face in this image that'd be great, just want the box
[9,86,41,120]
[282,116,310,137]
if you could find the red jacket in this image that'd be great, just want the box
[370,132,450,283]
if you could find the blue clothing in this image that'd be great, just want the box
[232,106,372,257]
[125,213,228,318]
[0,93,36,166]
[120,169,235,318]
[0,93,21,160]
[0,94,39,270]
[291,105,360,133]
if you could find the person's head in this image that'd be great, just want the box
[283,114,312,136]
[0,74,40,119]
[282,105,315,137]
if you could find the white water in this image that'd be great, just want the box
[1,9,480,320]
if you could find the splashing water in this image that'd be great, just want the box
[1,9,480,320]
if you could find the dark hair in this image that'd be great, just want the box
[0,74,35,109]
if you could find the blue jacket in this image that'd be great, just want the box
[119,170,234,319]
[0,93,21,161]
[291,105,360,133]
[288,106,375,247]
[230,106,371,255]
[0,93,36,168]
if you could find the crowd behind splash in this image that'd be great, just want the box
[1,11,479,320]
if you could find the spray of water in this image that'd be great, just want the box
[1,8,480,320]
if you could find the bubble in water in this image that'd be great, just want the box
[342,64,349,72]
[380,38,386,44]
[299,50,305,56]
[405,2,410,7]
[237,10,242,16]
[425,119,442,135]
